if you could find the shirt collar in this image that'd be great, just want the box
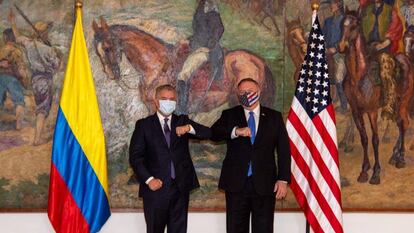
[243,104,260,117]
[156,111,172,122]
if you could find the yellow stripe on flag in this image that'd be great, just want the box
[59,7,109,195]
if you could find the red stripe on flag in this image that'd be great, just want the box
[290,141,343,233]
[288,109,342,205]
[313,113,340,169]
[326,104,336,124]
[289,177,324,233]
[48,164,90,233]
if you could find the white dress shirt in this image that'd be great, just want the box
[231,105,260,139]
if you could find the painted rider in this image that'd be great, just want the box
[322,0,348,113]
[0,28,30,130]
[176,0,224,114]
[9,9,61,145]
[360,0,403,119]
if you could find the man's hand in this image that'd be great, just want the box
[235,127,251,137]
[148,178,163,191]
[274,181,288,200]
[176,124,191,137]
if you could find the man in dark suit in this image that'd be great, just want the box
[211,78,291,233]
[129,84,211,233]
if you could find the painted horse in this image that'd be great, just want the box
[338,9,414,184]
[286,17,307,83]
[92,17,275,115]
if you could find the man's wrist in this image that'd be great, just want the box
[145,176,154,185]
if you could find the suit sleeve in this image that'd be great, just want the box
[184,115,212,140]
[210,110,233,142]
[275,112,291,183]
[129,120,152,183]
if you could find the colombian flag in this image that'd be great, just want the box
[47,5,111,233]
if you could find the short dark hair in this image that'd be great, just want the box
[155,84,176,98]
[237,78,259,88]
[3,28,16,43]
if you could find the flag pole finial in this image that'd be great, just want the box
[75,0,83,9]
[311,2,320,12]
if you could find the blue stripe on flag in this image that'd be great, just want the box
[52,107,111,233]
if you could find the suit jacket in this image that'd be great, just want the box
[211,105,291,196]
[129,113,211,198]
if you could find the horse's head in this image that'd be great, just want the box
[338,7,360,53]
[286,17,307,54]
[92,16,122,80]
[403,28,414,60]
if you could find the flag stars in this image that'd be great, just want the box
[315,71,321,78]
[321,99,327,106]
[312,33,318,39]
[300,69,306,75]
[312,23,318,29]
[299,77,305,83]
[322,90,328,96]
[316,62,322,68]
[318,44,324,50]
[312,97,319,104]
[306,87,312,94]
[298,86,304,93]
[308,70,313,76]
[322,81,329,88]
[306,96,311,102]
[319,35,324,41]
[324,64,328,69]
[313,89,320,95]
[312,106,318,113]
[307,79,313,85]
[309,61,314,67]
[317,53,323,60]
[310,52,315,58]
[315,79,321,86]
[310,42,316,49]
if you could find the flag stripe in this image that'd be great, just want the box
[286,118,342,215]
[312,112,340,169]
[289,139,343,232]
[48,164,90,233]
[52,108,111,233]
[290,98,341,188]
[288,101,341,196]
[290,158,332,233]
[59,8,108,196]
[290,178,324,233]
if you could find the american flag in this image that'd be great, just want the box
[286,16,344,233]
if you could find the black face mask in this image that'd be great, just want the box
[238,92,259,107]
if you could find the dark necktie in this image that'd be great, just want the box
[247,111,256,177]
[163,118,176,179]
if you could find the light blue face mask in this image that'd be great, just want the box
[159,100,177,115]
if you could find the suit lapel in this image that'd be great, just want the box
[253,106,266,146]
[238,106,248,127]
[152,114,169,149]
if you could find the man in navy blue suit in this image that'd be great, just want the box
[129,84,211,233]
[211,78,291,233]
